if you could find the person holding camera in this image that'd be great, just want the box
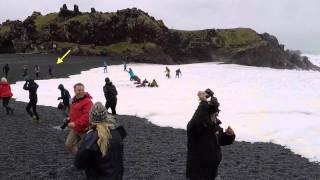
[186,89,235,180]
[75,102,126,179]
[65,83,93,155]
[103,78,118,115]
[23,79,40,121]
[57,84,71,116]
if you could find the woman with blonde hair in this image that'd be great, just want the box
[75,102,126,180]
[0,77,14,115]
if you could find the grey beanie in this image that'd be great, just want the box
[89,102,115,124]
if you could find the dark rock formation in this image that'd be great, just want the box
[0,5,318,70]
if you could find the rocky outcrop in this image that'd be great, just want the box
[0,5,318,70]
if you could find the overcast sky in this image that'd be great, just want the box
[1,0,319,53]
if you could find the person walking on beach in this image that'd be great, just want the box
[65,83,93,155]
[48,65,53,77]
[22,65,29,80]
[165,66,171,79]
[0,77,14,115]
[103,78,118,115]
[23,79,40,121]
[3,64,10,78]
[57,84,71,116]
[104,61,108,73]
[175,68,182,78]
[75,102,126,179]
[123,61,127,71]
[186,89,235,180]
[34,65,40,79]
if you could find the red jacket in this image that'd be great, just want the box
[0,82,13,98]
[69,93,93,134]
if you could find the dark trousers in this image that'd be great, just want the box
[105,99,117,115]
[4,71,8,78]
[26,99,39,120]
[36,72,40,78]
[2,97,13,114]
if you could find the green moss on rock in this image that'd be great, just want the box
[217,28,262,48]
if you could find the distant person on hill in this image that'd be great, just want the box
[34,65,40,79]
[57,84,71,116]
[22,65,29,80]
[186,89,235,180]
[175,68,182,78]
[103,78,118,115]
[3,64,10,78]
[165,66,170,79]
[23,79,40,122]
[65,83,93,155]
[0,77,14,115]
[104,61,108,73]
[48,65,53,77]
[75,102,126,179]
[148,79,159,88]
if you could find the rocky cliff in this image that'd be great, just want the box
[0,4,318,70]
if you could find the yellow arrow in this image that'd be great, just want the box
[57,50,71,64]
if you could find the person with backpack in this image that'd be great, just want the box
[57,84,71,115]
[103,78,118,115]
[0,77,14,115]
[75,102,126,179]
[186,89,235,180]
[23,79,40,122]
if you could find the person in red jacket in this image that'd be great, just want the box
[65,83,93,155]
[0,77,14,115]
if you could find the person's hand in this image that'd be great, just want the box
[68,122,75,128]
[57,97,60,100]
[225,126,234,135]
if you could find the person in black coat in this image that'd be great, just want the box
[75,102,126,180]
[23,79,40,121]
[103,78,118,115]
[3,64,10,78]
[57,84,71,115]
[186,90,235,180]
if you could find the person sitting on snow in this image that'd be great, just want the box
[148,79,159,88]
[136,78,149,88]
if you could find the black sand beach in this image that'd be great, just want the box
[0,54,319,179]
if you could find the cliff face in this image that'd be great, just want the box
[0,4,318,70]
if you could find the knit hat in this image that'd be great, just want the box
[89,102,116,125]
[105,77,110,83]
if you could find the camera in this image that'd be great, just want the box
[205,88,214,98]
[60,117,70,129]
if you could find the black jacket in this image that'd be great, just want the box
[3,65,9,73]
[23,81,39,102]
[186,101,235,179]
[58,86,71,105]
[103,82,118,102]
[75,126,126,180]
